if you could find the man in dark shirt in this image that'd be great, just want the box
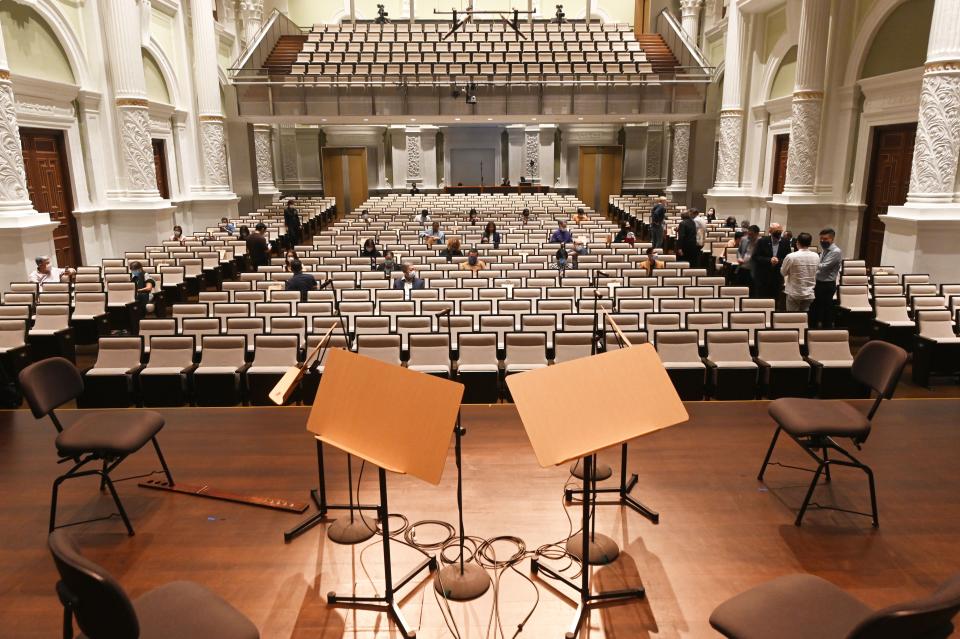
[676,211,698,263]
[283,199,302,247]
[284,259,317,301]
[247,222,270,268]
[650,196,667,248]
[752,222,791,299]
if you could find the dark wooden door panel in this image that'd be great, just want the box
[153,139,170,199]
[861,123,916,266]
[21,129,80,267]
[772,134,789,195]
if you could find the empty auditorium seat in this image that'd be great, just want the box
[755,330,810,399]
[80,337,144,408]
[0,319,30,377]
[805,329,866,399]
[246,335,301,405]
[407,333,452,376]
[139,336,197,407]
[194,336,250,406]
[28,305,75,363]
[705,330,758,400]
[655,330,706,400]
[912,310,960,387]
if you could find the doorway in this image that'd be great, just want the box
[861,123,916,266]
[577,145,623,215]
[20,129,80,267]
[321,147,369,216]
[771,134,789,195]
[153,139,170,199]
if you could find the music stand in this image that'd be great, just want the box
[307,348,464,638]
[507,344,688,638]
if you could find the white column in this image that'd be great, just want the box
[102,0,160,198]
[782,0,830,195]
[253,124,279,195]
[192,0,232,193]
[420,126,439,189]
[713,0,744,189]
[667,121,691,196]
[537,124,557,186]
[506,124,525,184]
[880,0,960,282]
[405,126,424,187]
[623,124,647,189]
[680,0,704,42]
[646,124,665,188]
[278,125,299,190]
[240,0,264,45]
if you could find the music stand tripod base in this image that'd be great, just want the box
[434,562,491,601]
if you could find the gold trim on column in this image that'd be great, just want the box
[924,61,960,73]
[793,90,824,101]
[116,97,149,107]
[0,70,10,80]
[720,108,744,117]
[199,115,225,122]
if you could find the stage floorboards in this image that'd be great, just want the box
[1,400,959,638]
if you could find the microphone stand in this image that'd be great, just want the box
[434,308,491,601]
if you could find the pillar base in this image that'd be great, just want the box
[767,198,864,256]
[174,193,241,232]
[705,190,770,225]
[0,212,59,290]
[880,205,960,283]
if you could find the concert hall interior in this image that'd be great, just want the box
[1,0,959,638]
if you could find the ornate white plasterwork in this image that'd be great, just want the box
[0,78,31,205]
[117,106,158,192]
[524,131,540,179]
[783,94,823,192]
[715,110,743,186]
[908,65,960,200]
[253,126,276,187]
[646,129,663,179]
[406,132,422,181]
[199,118,229,187]
[669,122,691,187]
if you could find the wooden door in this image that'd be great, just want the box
[153,139,170,199]
[861,123,916,266]
[322,147,368,216]
[21,129,80,267]
[771,134,789,195]
[577,145,623,215]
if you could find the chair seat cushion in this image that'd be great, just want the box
[769,398,870,439]
[56,411,164,457]
[85,368,135,377]
[133,581,259,639]
[141,367,188,376]
[709,574,872,639]
[456,364,498,374]
[195,366,242,375]
[756,359,810,368]
[808,358,852,368]
[664,362,706,370]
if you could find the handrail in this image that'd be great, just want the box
[654,8,712,78]
[230,9,306,75]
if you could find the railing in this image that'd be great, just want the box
[654,8,713,80]
[231,9,306,76]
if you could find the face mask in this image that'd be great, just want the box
[131,269,143,277]
[384,260,394,269]
[820,240,832,250]
[468,256,478,265]
[771,232,782,240]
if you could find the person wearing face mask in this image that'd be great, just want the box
[752,223,791,300]
[779,232,819,312]
[810,228,843,328]
[284,259,318,302]
[169,225,185,244]
[128,261,156,307]
[440,237,463,261]
[377,250,398,274]
[393,263,425,292]
[460,248,487,273]
[468,209,479,226]
[639,247,665,276]
[360,239,381,260]
[736,225,761,286]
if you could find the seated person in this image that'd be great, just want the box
[639,247,665,276]
[28,256,76,289]
[377,250,398,274]
[501,177,511,187]
[393,264,425,291]
[415,209,431,225]
[169,225,185,244]
[555,246,569,270]
[549,221,573,244]
[468,208,479,226]
[219,217,236,235]
[128,261,156,306]
[284,259,317,302]
[519,175,528,184]
[482,222,502,248]
[360,239,381,260]
[238,225,250,240]
[520,208,531,225]
[460,249,487,273]
[572,236,590,257]
[410,183,420,195]
[440,237,463,261]
[614,222,632,243]
[420,221,446,247]
[360,209,370,223]
[572,208,589,223]
[283,248,299,272]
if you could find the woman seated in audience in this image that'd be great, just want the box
[283,248,299,271]
[572,208,589,223]
[468,209,479,226]
[639,247,665,276]
[128,261,156,307]
[440,237,463,261]
[460,248,487,273]
[520,208,531,225]
[169,225,185,244]
[482,222,502,248]
[238,225,250,241]
[377,250,398,275]
[724,216,738,230]
[614,222,632,243]
[360,238,381,260]
[706,207,717,222]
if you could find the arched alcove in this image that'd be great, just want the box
[769,46,797,100]
[0,0,75,84]
[859,0,933,79]
[142,50,171,105]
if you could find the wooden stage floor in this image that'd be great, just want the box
[1,400,958,638]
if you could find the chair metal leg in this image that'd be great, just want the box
[795,462,826,526]
[50,475,66,533]
[101,471,135,536]
[99,459,108,492]
[864,463,879,528]
[151,437,175,486]
[757,426,782,481]
[822,446,831,482]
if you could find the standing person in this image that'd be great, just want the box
[238,225,250,241]
[779,232,819,312]
[246,222,270,268]
[691,209,707,267]
[284,259,317,302]
[676,211,698,264]
[28,256,76,289]
[810,228,842,328]
[649,197,667,248]
[283,199,302,247]
[482,222,501,248]
[410,183,420,195]
[736,225,760,287]
[752,223,790,300]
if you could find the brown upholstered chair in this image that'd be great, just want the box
[710,572,960,639]
[18,357,173,535]
[757,340,908,526]
[49,530,259,639]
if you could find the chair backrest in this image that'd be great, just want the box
[0,319,26,349]
[407,333,451,369]
[252,334,300,366]
[32,305,70,332]
[756,329,803,362]
[706,330,753,363]
[457,332,498,367]
[553,331,593,363]
[505,332,547,367]
[655,330,703,364]
[851,340,908,419]
[92,337,143,371]
[918,309,956,339]
[18,358,83,419]
[146,336,195,369]
[874,297,909,321]
[356,333,402,366]
[48,531,140,639]
[849,573,960,639]
[199,336,247,368]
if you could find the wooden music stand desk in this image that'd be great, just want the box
[507,343,688,638]
[306,348,464,638]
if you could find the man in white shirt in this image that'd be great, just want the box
[778,232,820,312]
[28,256,75,289]
[692,208,707,267]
